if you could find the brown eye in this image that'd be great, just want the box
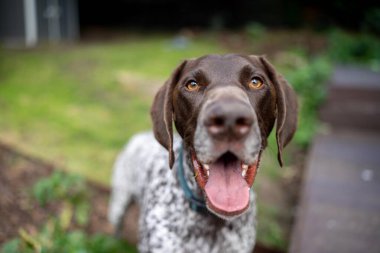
[185,80,200,91]
[249,76,264,89]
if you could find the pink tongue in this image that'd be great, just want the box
[205,160,250,214]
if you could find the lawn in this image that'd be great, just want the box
[0,35,226,183]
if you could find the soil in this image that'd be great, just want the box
[0,143,114,244]
[0,144,56,243]
[0,142,303,253]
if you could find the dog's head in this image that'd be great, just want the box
[151,54,297,219]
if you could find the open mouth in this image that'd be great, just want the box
[191,151,260,218]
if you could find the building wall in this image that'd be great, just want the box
[0,0,79,47]
[0,0,26,46]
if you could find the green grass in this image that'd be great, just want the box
[0,35,225,184]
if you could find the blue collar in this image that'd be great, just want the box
[177,144,209,215]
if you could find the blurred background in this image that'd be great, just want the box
[0,0,379,252]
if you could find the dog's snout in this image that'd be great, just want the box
[204,102,254,140]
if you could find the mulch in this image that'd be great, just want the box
[0,143,125,245]
[0,143,56,244]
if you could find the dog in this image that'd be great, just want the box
[108,54,297,253]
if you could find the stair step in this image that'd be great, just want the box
[331,65,380,91]
[289,130,380,253]
[320,66,380,129]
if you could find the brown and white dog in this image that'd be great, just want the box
[109,54,297,252]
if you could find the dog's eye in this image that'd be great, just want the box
[249,77,264,89]
[185,80,200,91]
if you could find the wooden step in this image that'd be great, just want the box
[319,66,380,130]
[289,130,380,253]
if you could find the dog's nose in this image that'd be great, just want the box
[204,102,254,140]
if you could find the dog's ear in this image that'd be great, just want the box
[151,60,187,168]
[259,56,298,167]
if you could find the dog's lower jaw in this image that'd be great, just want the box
[205,199,250,221]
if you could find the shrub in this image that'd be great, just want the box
[1,229,137,253]
[245,22,267,39]
[32,171,90,226]
[328,29,380,70]
[275,51,332,148]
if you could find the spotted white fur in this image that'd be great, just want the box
[109,132,257,253]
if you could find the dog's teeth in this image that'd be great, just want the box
[242,164,248,177]
[203,164,210,177]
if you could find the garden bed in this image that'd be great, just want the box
[0,143,112,245]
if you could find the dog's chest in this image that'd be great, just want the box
[132,134,256,253]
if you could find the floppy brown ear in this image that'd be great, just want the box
[259,56,298,167]
[150,60,187,168]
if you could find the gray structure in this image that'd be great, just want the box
[0,0,79,47]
